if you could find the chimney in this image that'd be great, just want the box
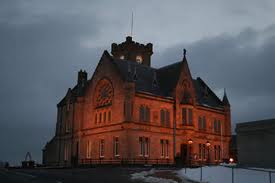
[78,70,87,87]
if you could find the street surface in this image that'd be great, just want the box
[0,167,150,183]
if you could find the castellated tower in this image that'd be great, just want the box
[111,36,153,66]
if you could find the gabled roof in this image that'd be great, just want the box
[57,51,225,110]
[157,61,182,96]
[111,55,224,109]
[110,58,167,97]
[193,78,224,109]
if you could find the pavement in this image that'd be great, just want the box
[0,167,154,183]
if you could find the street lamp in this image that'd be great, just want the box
[187,139,193,166]
[206,141,211,164]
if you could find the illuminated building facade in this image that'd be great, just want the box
[43,37,231,166]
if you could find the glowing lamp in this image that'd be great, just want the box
[188,139,193,145]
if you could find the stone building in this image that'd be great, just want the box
[236,118,275,168]
[43,36,232,166]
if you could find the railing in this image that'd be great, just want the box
[80,158,174,166]
[44,158,174,167]
[181,164,275,183]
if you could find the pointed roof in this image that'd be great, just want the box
[222,88,230,106]
[57,50,225,110]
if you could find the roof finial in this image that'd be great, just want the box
[183,48,187,59]
[222,88,230,106]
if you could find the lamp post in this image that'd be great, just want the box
[206,141,211,165]
[187,139,193,166]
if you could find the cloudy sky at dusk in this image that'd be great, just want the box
[0,0,275,165]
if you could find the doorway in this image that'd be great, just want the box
[180,144,188,164]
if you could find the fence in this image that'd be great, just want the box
[80,158,174,166]
[44,158,174,167]
[181,165,275,183]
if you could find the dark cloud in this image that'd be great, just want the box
[0,1,103,165]
[154,25,275,128]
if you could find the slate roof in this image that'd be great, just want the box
[111,57,224,109]
[58,52,225,110]
[236,118,275,132]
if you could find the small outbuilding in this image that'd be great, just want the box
[236,118,275,168]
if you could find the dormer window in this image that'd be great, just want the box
[136,55,143,64]
[120,55,125,60]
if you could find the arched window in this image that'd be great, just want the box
[160,109,170,127]
[120,55,125,60]
[160,109,165,126]
[166,110,170,127]
[139,105,145,122]
[136,55,143,64]
[95,113,98,124]
[108,111,111,122]
[145,106,150,122]
[139,105,150,122]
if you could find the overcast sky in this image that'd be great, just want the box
[0,0,275,165]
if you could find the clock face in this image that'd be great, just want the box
[95,79,113,107]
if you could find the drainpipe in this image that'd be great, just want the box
[173,102,177,162]
[70,101,75,166]
[58,108,62,165]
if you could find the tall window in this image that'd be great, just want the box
[161,140,165,157]
[214,145,217,160]
[160,109,170,127]
[103,112,106,122]
[99,113,102,123]
[182,108,187,125]
[145,137,149,157]
[182,108,193,126]
[86,140,92,159]
[108,111,111,122]
[198,117,202,130]
[114,137,119,157]
[64,143,69,161]
[199,143,206,160]
[203,117,206,129]
[199,144,202,159]
[139,106,145,122]
[198,116,206,131]
[214,145,221,161]
[95,113,98,124]
[218,145,221,160]
[99,139,104,158]
[160,139,169,158]
[139,105,150,122]
[188,109,193,125]
[214,119,221,133]
[139,137,144,156]
[202,144,206,159]
[160,109,165,126]
[139,137,150,157]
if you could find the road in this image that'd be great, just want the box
[0,167,149,183]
